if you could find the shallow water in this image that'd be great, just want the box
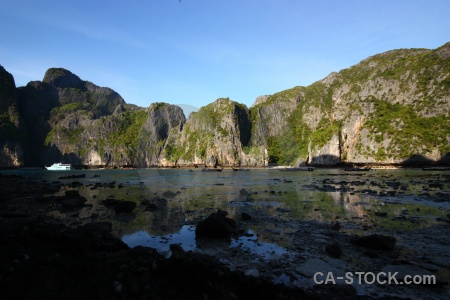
[5,168,450,257]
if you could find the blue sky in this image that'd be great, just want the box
[1,0,449,109]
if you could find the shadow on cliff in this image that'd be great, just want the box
[402,153,448,166]
[438,152,450,165]
[308,154,341,166]
[308,153,450,167]
[17,82,58,166]
[43,144,82,167]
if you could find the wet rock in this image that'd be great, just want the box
[325,243,342,258]
[101,199,136,213]
[196,209,237,239]
[352,234,396,250]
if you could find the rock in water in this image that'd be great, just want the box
[195,209,237,239]
[352,234,396,250]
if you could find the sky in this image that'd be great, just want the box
[1,0,449,109]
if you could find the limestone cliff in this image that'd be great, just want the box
[162,98,261,167]
[136,103,186,167]
[256,43,450,165]
[1,42,449,168]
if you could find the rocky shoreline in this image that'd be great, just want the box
[2,161,450,171]
[1,173,449,299]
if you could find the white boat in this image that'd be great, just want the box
[45,162,73,171]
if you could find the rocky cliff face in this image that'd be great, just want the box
[136,103,186,167]
[0,65,26,167]
[1,42,449,168]
[161,98,262,167]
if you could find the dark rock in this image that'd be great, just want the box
[375,212,388,217]
[140,199,151,206]
[170,244,186,259]
[331,222,342,230]
[65,190,81,198]
[144,203,159,212]
[162,190,177,198]
[58,197,87,210]
[53,190,87,210]
[101,199,136,213]
[81,221,113,235]
[196,209,237,239]
[58,174,86,179]
[352,234,396,250]
[436,217,450,223]
[239,188,249,201]
[325,243,342,258]
[241,212,252,221]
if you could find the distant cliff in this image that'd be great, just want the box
[1,42,449,168]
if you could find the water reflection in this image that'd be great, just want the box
[122,225,197,253]
[5,168,449,248]
[121,226,291,261]
[230,229,289,260]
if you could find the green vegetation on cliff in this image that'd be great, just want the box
[260,43,450,165]
[365,98,450,159]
